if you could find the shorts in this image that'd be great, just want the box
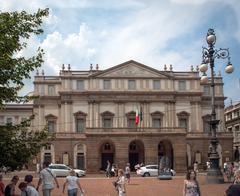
[68,188,78,196]
[125,173,130,179]
[42,188,53,196]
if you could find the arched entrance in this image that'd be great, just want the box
[100,142,115,170]
[129,140,145,170]
[158,140,174,169]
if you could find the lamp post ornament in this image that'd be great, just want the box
[199,28,234,183]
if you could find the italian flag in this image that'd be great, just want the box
[135,108,139,125]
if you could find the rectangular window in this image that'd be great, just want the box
[203,85,210,95]
[235,126,239,132]
[234,111,240,118]
[103,80,111,90]
[76,119,85,133]
[152,118,161,128]
[45,144,51,150]
[179,81,186,91]
[153,80,161,90]
[128,80,136,90]
[179,118,187,129]
[77,80,85,91]
[128,118,136,128]
[48,85,55,95]
[47,121,55,132]
[103,118,112,128]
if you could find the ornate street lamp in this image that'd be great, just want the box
[200,28,234,183]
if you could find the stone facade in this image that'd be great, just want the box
[225,103,240,161]
[0,60,233,172]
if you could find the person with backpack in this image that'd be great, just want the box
[36,162,59,196]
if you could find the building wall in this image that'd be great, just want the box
[0,60,233,172]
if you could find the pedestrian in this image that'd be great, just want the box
[125,163,131,183]
[116,169,126,196]
[106,160,111,178]
[183,170,201,196]
[224,162,228,173]
[0,174,5,196]
[36,162,59,196]
[226,170,240,196]
[24,175,39,196]
[62,170,84,196]
[4,175,19,196]
[18,182,28,196]
[226,162,233,182]
[193,162,198,173]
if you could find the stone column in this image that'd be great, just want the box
[146,102,150,127]
[64,102,68,132]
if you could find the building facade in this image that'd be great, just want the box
[225,103,240,161]
[0,60,233,172]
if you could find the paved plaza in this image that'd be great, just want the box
[2,172,231,196]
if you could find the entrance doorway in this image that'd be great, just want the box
[77,153,85,170]
[100,142,115,170]
[129,140,144,171]
[44,153,52,163]
[158,140,174,169]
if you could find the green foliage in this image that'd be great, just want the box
[0,9,54,170]
[0,116,54,170]
[0,8,49,108]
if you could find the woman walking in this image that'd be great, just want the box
[116,169,126,196]
[183,170,201,196]
[63,170,84,196]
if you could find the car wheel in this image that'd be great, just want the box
[143,172,150,177]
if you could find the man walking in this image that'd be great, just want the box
[36,162,59,196]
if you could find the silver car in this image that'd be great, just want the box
[48,164,86,177]
[136,164,176,177]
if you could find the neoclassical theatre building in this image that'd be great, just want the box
[0,60,233,172]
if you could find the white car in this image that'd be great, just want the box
[48,164,86,177]
[136,164,176,177]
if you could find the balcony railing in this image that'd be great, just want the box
[55,127,186,137]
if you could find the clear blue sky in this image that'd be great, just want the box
[1,0,240,106]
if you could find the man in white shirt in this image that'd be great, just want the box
[24,174,39,196]
[36,162,59,196]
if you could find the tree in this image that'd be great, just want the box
[0,8,53,170]
[0,8,49,108]
[0,117,53,171]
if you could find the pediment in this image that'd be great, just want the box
[94,60,170,78]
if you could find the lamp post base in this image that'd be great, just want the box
[206,168,224,184]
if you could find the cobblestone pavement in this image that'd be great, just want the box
[2,172,231,196]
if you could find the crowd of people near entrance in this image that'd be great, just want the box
[2,160,240,196]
